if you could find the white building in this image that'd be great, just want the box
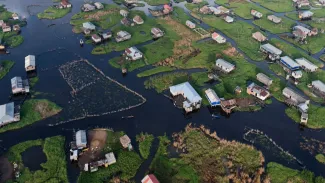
[186,20,196,29]
[133,15,144,25]
[215,59,235,73]
[205,88,220,107]
[293,25,311,35]
[151,27,164,38]
[105,152,116,165]
[116,31,131,42]
[11,77,29,94]
[25,55,36,72]
[251,10,263,18]
[170,82,202,112]
[282,87,309,112]
[120,9,129,17]
[256,73,273,86]
[12,13,19,20]
[82,4,95,12]
[260,43,282,60]
[0,102,19,127]
[82,22,96,31]
[91,34,102,43]
[312,80,325,95]
[76,130,87,149]
[247,82,270,101]
[125,47,143,60]
[211,32,226,43]
[295,58,318,72]
[291,70,303,79]
[2,24,11,33]
[0,20,4,27]
[94,2,104,9]
[267,15,282,23]
[280,56,300,71]
[224,16,234,23]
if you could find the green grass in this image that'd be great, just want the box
[215,0,271,19]
[38,6,71,19]
[251,0,295,12]
[0,60,14,80]
[269,78,286,102]
[191,72,210,86]
[316,154,325,164]
[149,135,200,183]
[0,5,13,21]
[136,132,154,159]
[7,136,68,183]
[270,38,323,67]
[137,66,175,77]
[321,54,325,62]
[141,0,169,6]
[281,30,325,54]
[269,63,286,77]
[285,104,325,129]
[92,12,159,54]
[144,72,189,93]
[140,37,174,65]
[196,14,265,61]
[108,57,147,71]
[70,4,121,30]
[253,16,295,34]
[0,99,62,133]
[5,35,24,48]
[267,162,325,183]
[29,77,39,88]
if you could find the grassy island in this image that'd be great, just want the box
[7,136,68,183]
[38,6,71,19]
[150,124,265,182]
[250,0,295,12]
[0,99,62,133]
[316,154,325,164]
[285,105,325,129]
[136,132,154,159]
[266,162,325,183]
[0,60,14,80]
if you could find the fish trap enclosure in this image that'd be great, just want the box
[53,59,146,125]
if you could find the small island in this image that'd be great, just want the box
[37,0,72,19]
[0,60,14,79]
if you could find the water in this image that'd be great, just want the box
[0,0,325,182]
[21,146,46,171]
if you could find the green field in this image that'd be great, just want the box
[136,132,154,159]
[137,66,175,77]
[254,16,295,34]
[316,154,325,164]
[0,99,62,133]
[196,13,265,61]
[38,6,71,19]
[70,4,121,30]
[267,162,325,183]
[144,72,189,93]
[6,35,24,47]
[269,63,286,77]
[109,57,147,71]
[142,0,169,6]
[281,34,325,55]
[7,136,68,183]
[251,0,295,12]
[285,104,325,129]
[0,60,14,80]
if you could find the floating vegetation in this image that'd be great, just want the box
[51,59,146,125]
[300,136,325,155]
[243,127,303,166]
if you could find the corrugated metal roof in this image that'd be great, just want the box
[25,55,35,68]
[294,25,311,34]
[312,80,325,93]
[282,87,307,104]
[11,76,23,90]
[0,102,15,124]
[205,88,220,106]
[76,130,87,147]
[295,58,318,71]
[281,56,300,70]
[256,73,273,86]
[216,59,235,71]
[260,43,282,55]
[170,82,202,104]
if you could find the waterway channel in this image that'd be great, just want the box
[0,0,325,182]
